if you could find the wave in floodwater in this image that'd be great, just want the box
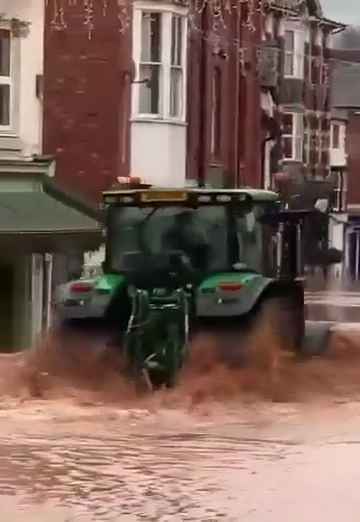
[1,310,360,408]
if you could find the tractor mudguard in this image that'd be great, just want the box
[55,272,127,323]
[196,272,274,318]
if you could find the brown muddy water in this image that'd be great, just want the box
[2,323,360,520]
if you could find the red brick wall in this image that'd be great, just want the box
[239,24,263,188]
[43,2,132,203]
[186,8,262,188]
[347,114,360,206]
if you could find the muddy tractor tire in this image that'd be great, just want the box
[258,293,305,354]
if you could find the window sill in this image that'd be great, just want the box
[209,160,223,167]
[131,117,187,127]
[0,134,22,151]
[283,75,304,81]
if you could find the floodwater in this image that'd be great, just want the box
[2,321,360,520]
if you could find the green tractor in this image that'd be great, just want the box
[56,180,334,389]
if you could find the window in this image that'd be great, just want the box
[135,9,186,120]
[139,13,161,115]
[283,28,304,79]
[108,202,273,275]
[284,30,294,76]
[282,112,303,161]
[332,123,340,149]
[0,30,11,128]
[109,206,228,273]
[210,67,222,158]
[170,15,183,117]
[303,118,310,166]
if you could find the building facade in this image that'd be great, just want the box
[329,27,360,281]
[186,4,263,189]
[43,0,266,192]
[0,2,101,351]
[262,0,342,194]
[43,1,132,203]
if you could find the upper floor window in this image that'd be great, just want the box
[0,30,11,129]
[139,12,161,115]
[170,15,183,117]
[284,30,295,76]
[284,29,304,79]
[133,7,187,121]
[282,112,303,161]
[303,118,310,166]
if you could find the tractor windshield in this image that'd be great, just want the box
[107,204,273,275]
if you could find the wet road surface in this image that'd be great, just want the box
[2,396,360,521]
[2,295,360,521]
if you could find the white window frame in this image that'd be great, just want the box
[282,112,303,162]
[0,24,20,136]
[283,23,305,80]
[132,2,187,123]
[303,118,310,166]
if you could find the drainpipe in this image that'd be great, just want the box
[198,9,208,188]
[234,7,241,188]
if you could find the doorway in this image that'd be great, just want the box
[0,263,14,351]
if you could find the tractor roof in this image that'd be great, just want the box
[103,187,278,205]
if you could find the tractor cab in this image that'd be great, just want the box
[102,179,290,289]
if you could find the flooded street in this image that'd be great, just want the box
[0,326,359,520]
[2,397,360,521]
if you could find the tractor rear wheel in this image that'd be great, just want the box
[190,292,305,371]
[258,295,305,354]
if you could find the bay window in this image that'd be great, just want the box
[0,29,11,129]
[282,112,303,161]
[133,5,187,121]
[170,15,183,117]
[303,118,310,166]
[283,28,304,79]
[139,13,161,115]
[284,30,295,76]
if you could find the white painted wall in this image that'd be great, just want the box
[330,121,347,168]
[0,0,44,158]
[130,2,188,188]
[131,121,186,186]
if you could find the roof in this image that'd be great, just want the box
[331,25,360,51]
[0,155,103,253]
[331,60,360,109]
[268,0,344,29]
[0,191,100,235]
[103,187,279,203]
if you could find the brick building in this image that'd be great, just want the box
[261,0,343,200]
[43,1,132,203]
[186,5,264,189]
[329,27,360,280]
[0,3,101,350]
[43,0,267,197]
